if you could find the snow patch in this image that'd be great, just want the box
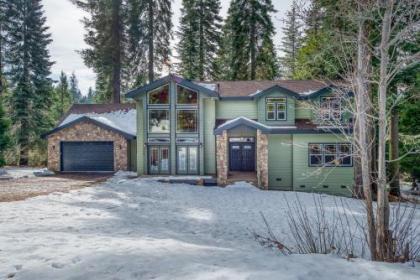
[194,82,218,91]
[60,109,136,136]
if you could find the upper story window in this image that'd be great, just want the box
[320,96,341,121]
[148,85,169,105]
[266,97,287,121]
[177,86,198,105]
[177,110,198,133]
[308,143,352,167]
[149,110,170,133]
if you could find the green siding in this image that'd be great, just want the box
[292,134,354,197]
[203,98,216,174]
[257,91,295,125]
[216,100,257,119]
[268,135,292,190]
[227,125,257,137]
[295,100,313,119]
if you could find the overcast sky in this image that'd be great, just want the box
[44,0,293,96]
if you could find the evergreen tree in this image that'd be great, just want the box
[71,0,122,103]
[177,0,222,80]
[280,0,302,78]
[221,0,278,80]
[4,0,53,165]
[54,71,72,117]
[87,87,96,103]
[0,96,10,167]
[69,72,82,103]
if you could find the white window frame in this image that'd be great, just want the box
[266,97,287,121]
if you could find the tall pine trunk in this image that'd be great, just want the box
[198,0,204,80]
[250,4,256,80]
[111,0,122,103]
[148,0,154,83]
[389,107,400,196]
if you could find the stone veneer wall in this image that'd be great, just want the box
[256,129,269,189]
[216,130,228,185]
[47,121,128,171]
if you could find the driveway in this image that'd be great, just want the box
[0,172,111,202]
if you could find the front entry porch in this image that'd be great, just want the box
[227,171,258,186]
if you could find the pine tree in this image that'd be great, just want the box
[221,0,278,80]
[0,96,10,167]
[72,0,122,103]
[54,71,72,116]
[4,0,53,165]
[69,72,82,103]
[177,0,222,80]
[280,0,302,78]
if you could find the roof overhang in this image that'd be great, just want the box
[125,74,219,99]
[42,116,136,140]
[214,117,353,135]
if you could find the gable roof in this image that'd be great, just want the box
[43,103,136,139]
[125,74,219,99]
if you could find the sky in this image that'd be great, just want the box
[44,0,294,96]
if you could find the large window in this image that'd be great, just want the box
[177,146,198,174]
[148,85,169,104]
[149,146,169,174]
[320,96,341,121]
[177,110,198,133]
[308,143,352,167]
[149,110,170,133]
[177,86,198,105]
[266,98,287,121]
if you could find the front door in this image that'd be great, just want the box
[177,146,199,174]
[149,146,170,174]
[229,142,255,171]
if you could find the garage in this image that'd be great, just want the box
[61,141,114,172]
[43,104,137,173]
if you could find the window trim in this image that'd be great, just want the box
[320,96,342,121]
[265,97,287,121]
[176,109,199,134]
[308,143,353,167]
[148,109,170,134]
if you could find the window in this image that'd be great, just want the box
[149,146,169,174]
[149,110,170,133]
[177,110,198,133]
[266,98,287,121]
[309,144,323,166]
[320,96,341,121]
[148,85,169,104]
[177,86,198,105]
[308,143,352,167]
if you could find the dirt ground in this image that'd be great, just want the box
[0,173,112,202]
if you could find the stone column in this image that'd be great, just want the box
[216,130,228,186]
[256,129,269,190]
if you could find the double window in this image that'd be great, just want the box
[266,98,287,121]
[320,96,341,121]
[309,143,352,167]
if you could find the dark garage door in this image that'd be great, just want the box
[61,141,114,172]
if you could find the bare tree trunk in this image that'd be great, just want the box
[250,3,256,80]
[198,0,205,80]
[111,0,122,104]
[376,0,393,261]
[389,107,400,196]
[354,16,377,260]
[148,0,154,83]
[353,117,364,198]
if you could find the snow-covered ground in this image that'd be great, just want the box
[2,167,46,179]
[0,172,419,279]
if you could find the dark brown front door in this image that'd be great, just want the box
[229,142,255,171]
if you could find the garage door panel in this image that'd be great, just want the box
[61,142,114,171]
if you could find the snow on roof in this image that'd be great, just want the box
[193,82,218,91]
[299,89,318,96]
[60,109,136,136]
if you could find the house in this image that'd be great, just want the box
[44,74,354,196]
[43,103,137,172]
[126,74,354,196]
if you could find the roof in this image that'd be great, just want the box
[197,80,330,99]
[124,74,337,100]
[214,117,352,135]
[43,104,136,139]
